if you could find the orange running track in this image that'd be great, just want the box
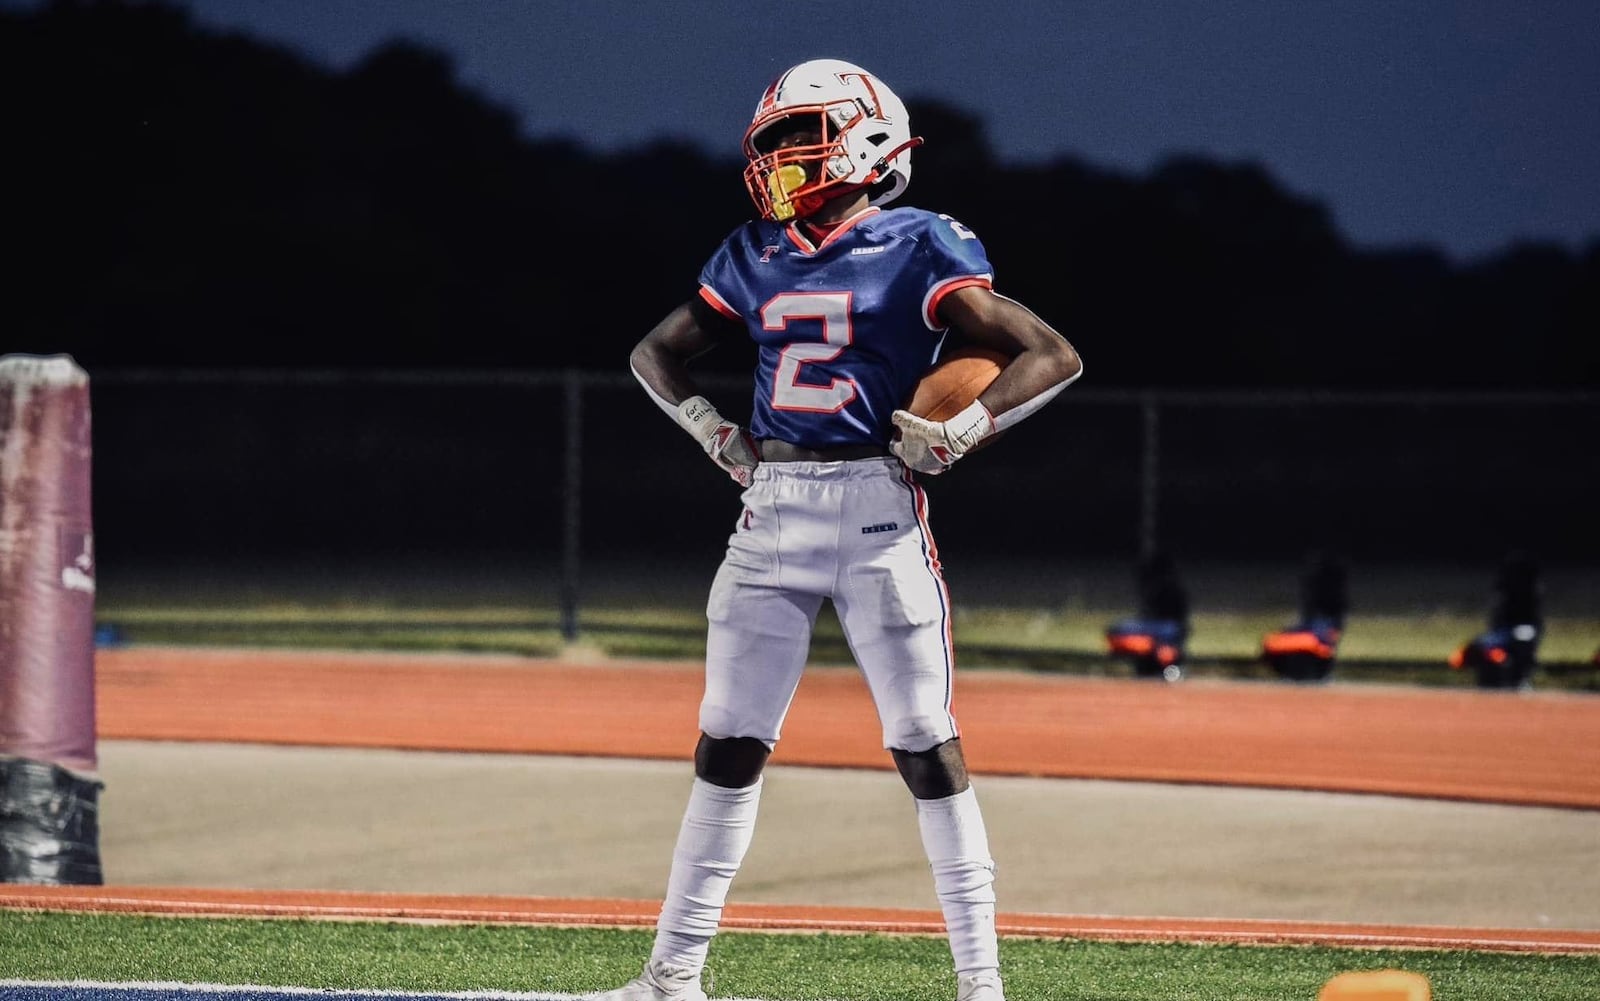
[94,647,1600,809]
[13,645,1596,953]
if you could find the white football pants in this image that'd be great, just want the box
[699,457,958,752]
[656,458,1000,979]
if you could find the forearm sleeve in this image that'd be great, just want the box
[991,362,1083,433]
[631,360,680,420]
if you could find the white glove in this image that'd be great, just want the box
[676,395,760,487]
[890,400,995,475]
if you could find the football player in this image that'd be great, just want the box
[602,58,1082,1001]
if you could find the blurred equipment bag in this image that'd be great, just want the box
[1262,552,1348,682]
[1106,551,1190,681]
[1450,551,1542,690]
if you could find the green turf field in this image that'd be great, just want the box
[6,911,1599,1000]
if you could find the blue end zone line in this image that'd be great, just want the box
[0,983,775,1001]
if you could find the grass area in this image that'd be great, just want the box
[97,602,1600,692]
[6,911,1599,1000]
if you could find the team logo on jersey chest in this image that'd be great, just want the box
[850,245,887,256]
[760,245,781,262]
[861,522,898,534]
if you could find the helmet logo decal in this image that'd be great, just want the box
[836,71,885,119]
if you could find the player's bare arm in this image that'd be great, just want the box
[631,299,761,487]
[891,285,1083,475]
[938,284,1083,419]
[629,300,723,409]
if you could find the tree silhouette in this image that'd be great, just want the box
[3,0,1592,388]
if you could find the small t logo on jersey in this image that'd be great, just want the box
[861,522,898,535]
[760,245,781,262]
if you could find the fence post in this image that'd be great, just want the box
[1139,391,1160,558]
[560,370,582,643]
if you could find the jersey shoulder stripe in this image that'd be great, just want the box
[923,275,994,330]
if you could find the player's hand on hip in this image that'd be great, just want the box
[890,401,994,475]
[704,421,760,486]
[676,395,760,487]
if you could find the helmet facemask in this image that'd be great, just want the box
[743,104,862,222]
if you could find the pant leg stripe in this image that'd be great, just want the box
[898,466,957,735]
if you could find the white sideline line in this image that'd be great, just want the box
[0,982,779,1001]
[0,984,576,1000]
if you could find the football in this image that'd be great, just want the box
[904,346,1010,451]
[907,346,1008,421]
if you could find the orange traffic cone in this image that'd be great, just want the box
[1318,970,1431,1001]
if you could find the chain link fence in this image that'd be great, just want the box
[89,370,1598,626]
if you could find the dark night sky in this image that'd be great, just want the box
[10,0,1600,261]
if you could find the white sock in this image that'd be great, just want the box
[915,786,999,976]
[650,776,763,970]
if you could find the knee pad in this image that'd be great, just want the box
[892,739,969,799]
[695,735,770,788]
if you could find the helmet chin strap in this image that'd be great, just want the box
[800,187,872,235]
[867,136,925,183]
[882,135,926,163]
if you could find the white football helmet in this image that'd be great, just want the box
[742,59,923,222]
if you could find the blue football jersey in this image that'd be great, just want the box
[698,206,995,448]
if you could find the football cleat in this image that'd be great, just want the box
[956,970,1005,1001]
[589,961,708,1001]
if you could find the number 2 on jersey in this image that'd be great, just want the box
[764,291,859,413]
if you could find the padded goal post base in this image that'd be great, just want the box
[0,756,104,884]
[1,354,103,885]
